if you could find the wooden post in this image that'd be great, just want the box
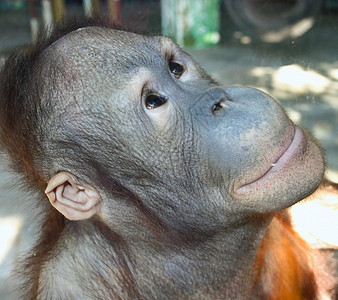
[83,0,92,17]
[28,0,39,41]
[108,0,122,25]
[83,0,100,18]
[41,0,54,32]
[92,0,100,17]
[161,0,220,48]
[51,0,65,24]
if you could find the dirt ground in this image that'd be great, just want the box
[0,2,337,299]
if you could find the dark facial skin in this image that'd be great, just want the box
[0,25,325,299]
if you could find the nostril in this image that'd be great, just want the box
[212,99,227,114]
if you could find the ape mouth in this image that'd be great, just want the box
[236,125,306,193]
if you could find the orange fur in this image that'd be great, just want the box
[254,216,317,300]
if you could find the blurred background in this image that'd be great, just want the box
[0,0,337,298]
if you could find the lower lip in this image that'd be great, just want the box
[236,126,306,193]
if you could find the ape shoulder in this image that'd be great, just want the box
[254,213,336,299]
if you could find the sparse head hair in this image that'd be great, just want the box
[0,19,131,191]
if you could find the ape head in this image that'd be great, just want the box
[0,20,329,299]
[0,24,324,234]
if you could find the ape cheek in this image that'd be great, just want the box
[233,127,325,212]
[201,127,270,186]
[144,102,176,131]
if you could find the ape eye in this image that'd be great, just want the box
[169,61,184,78]
[145,94,168,109]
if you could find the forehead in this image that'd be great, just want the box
[41,27,178,89]
[66,27,155,50]
[48,27,174,67]
[37,27,180,110]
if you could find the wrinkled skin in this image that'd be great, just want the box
[41,27,323,222]
[0,26,325,299]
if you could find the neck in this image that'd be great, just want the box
[87,215,271,298]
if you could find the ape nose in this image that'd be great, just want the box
[193,87,230,114]
[211,97,227,114]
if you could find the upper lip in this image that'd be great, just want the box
[270,125,296,167]
[236,124,296,190]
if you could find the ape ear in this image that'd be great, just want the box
[45,172,102,221]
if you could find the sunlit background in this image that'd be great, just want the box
[0,1,337,298]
